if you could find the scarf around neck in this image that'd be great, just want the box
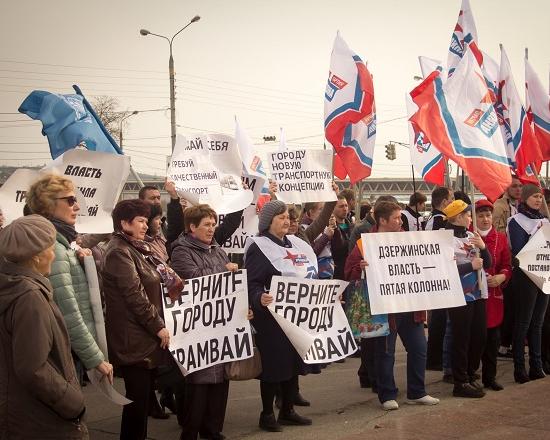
[518,202,545,220]
[50,218,77,244]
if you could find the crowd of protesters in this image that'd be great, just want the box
[1,172,549,439]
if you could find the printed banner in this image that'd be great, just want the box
[162,270,253,375]
[168,134,253,214]
[517,224,550,294]
[268,149,336,204]
[45,149,130,233]
[362,230,465,314]
[0,168,40,226]
[268,276,357,364]
[219,205,259,254]
[0,149,128,232]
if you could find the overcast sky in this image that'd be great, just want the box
[1,0,548,178]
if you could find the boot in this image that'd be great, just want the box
[278,409,312,426]
[452,383,485,398]
[259,412,282,432]
[529,369,546,380]
[294,392,310,407]
[514,367,530,384]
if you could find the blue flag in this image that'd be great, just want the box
[18,85,122,159]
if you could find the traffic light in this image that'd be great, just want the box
[385,143,396,160]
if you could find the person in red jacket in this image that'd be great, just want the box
[475,200,512,391]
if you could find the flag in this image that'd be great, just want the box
[324,32,376,183]
[18,85,122,159]
[419,56,445,79]
[525,59,550,161]
[406,94,445,186]
[447,0,478,77]
[332,152,348,180]
[411,46,511,201]
[496,46,542,184]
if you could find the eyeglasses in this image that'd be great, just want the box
[56,196,78,207]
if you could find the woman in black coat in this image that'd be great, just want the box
[244,200,317,432]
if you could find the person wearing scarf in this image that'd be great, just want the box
[443,200,492,399]
[103,199,172,440]
[474,200,512,391]
[26,174,113,386]
[507,184,549,383]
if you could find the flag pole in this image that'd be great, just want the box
[469,180,483,287]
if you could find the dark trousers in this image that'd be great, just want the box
[260,376,298,415]
[512,270,550,372]
[426,308,447,369]
[501,281,517,347]
[358,338,377,387]
[119,365,155,440]
[448,300,487,385]
[374,312,427,402]
[179,381,229,440]
[482,326,500,384]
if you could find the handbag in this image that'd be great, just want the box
[224,346,262,381]
[345,276,389,339]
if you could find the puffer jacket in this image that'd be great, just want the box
[0,261,88,439]
[102,235,166,368]
[49,233,104,370]
[171,234,230,384]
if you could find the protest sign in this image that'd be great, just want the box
[0,168,40,226]
[268,149,336,204]
[45,149,130,233]
[517,223,550,294]
[162,270,253,375]
[168,134,253,214]
[84,256,108,360]
[219,205,259,254]
[268,276,357,363]
[362,230,465,314]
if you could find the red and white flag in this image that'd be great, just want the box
[496,46,541,184]
[447,0,478,77]
[411,46,511,201]
[525,58,550,161]
[324,32,376,183]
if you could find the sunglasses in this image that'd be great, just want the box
[56,196,78,207]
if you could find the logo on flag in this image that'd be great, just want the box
[464,107,499,138]
[325,73,348,102]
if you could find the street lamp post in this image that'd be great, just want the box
[140,15,201,153]
[118,110,145,187]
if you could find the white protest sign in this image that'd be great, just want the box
[45,149,130,233]
[168,134,253,214]
[268,149,336,204]
[0,168,40,226]
[268,276,357,364]
[517,224,550,294]
[362,230,465,314]
[162,270,253,375]
[218,205,259,254]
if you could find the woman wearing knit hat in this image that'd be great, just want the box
[26,174,113,385]
[507,184,549,383]
[0,215,88,438]
[474,200,512,391]
[443,200,492,398]
[244,200,318,432]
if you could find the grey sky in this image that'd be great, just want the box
[1,0,548,177]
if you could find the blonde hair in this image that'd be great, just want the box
[26,174,75,217]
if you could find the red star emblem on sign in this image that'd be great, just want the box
[283,250,306,266]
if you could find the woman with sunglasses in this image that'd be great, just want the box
[26,174,113,385]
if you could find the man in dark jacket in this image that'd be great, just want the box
[331,194,352,281]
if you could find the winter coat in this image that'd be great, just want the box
[166,198,244,256]
[331,219,352,280]
[170,234,230,384]
[0,261,87,439]
[49,233,104,370]
[480,227,512,328]
[102,235,166,368]
[244,233,306,383]
[492,193,516,233]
